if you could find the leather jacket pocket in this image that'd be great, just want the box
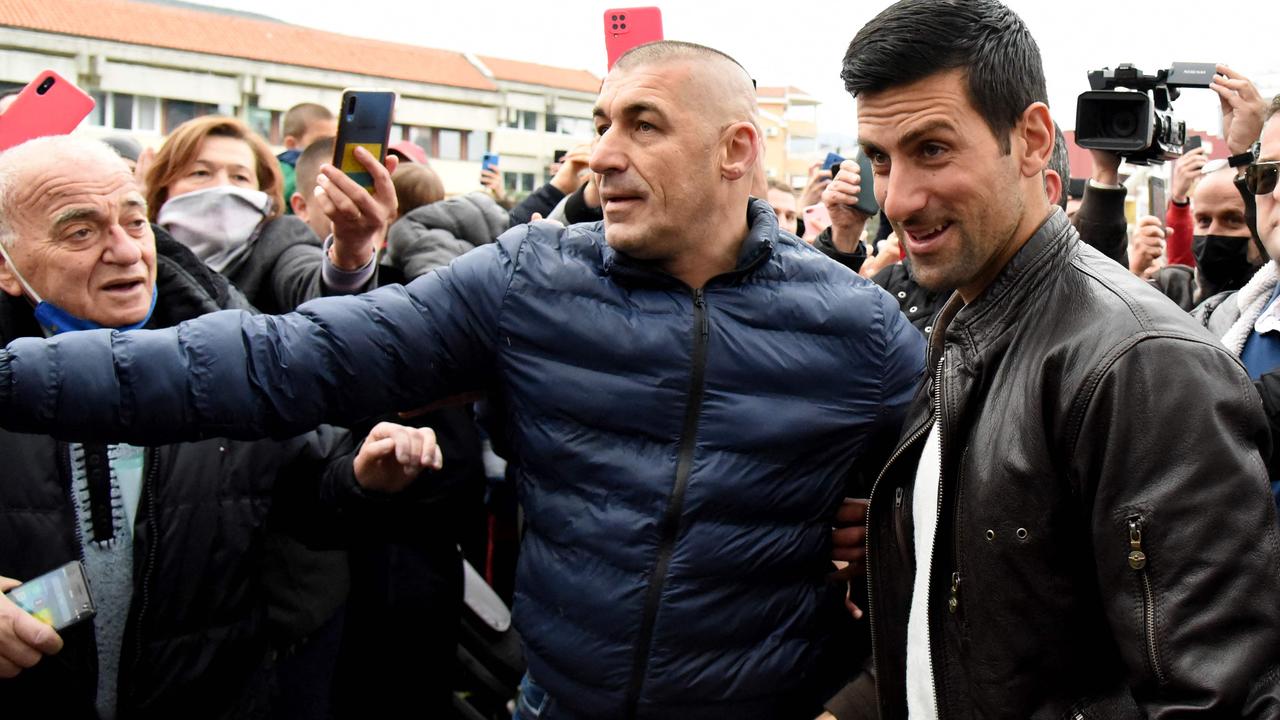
[1125,513,1168,686]
[893,486,911,568]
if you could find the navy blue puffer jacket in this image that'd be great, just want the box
[1,199,924,719]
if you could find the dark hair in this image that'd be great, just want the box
[295,137,336,198]
[841,0,1046,154]
[1047,122,1070,210]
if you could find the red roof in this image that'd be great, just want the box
[0,0,498,91]
[476,55,600,94]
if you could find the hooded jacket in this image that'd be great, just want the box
[385,191,510,281]
[0,199,924,719]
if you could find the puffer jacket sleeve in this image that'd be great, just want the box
[0,225,530,446]
[386,192,510,281]
[1073,334,1280,716]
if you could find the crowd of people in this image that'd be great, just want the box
[2,0,1280,718]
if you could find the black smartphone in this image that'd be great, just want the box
[1184,134,1203,153]
[850,151,879,216]
[332,89,396,191]
[1148,176,1167,223]
[4,561,96,631]
[553,149,568,164]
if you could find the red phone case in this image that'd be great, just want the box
[0,70,96,153]
[604,7,664,71]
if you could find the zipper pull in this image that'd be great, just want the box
[694,289,708,339]
[948,571,961,614]
[894,486,904,509]
[1127,516,1146,570]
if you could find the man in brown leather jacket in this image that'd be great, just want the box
[838,1,1280,717]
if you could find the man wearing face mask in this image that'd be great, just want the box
[0,135,392,718]
[145,116,394,315]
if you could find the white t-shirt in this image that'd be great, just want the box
[906,421,942,719]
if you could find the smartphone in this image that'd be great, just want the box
[553,149,568,164]
[332,89,395,192]
[482,153,500,173]
[849,151,879,216]
[1183,134,1202,154]
[3,561,96,632]
[821,152,844,173]
[0,70,96,153]
[1147,176,1167,223]
[604,7,664,71]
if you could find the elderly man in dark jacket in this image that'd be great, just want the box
[833,1,1280,718]
[0,137,400,719]
[0,43,923,720]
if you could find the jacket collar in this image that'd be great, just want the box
[602,197,777,287]
[927,207,1074,365]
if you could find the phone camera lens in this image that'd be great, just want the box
[612,23,618,29]
[611,14,618,20]
[36,77,55,95]
[620,22,627,29]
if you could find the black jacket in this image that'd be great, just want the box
[866,209,1280,719]
[384,191,509,281]
[223,215,375,314]
[0,230,351,719]
[870,260,948,337]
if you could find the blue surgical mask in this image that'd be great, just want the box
[0,241,156,337]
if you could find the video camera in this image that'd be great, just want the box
[1075,63,1216,165]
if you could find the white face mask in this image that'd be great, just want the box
[156,185,272,273]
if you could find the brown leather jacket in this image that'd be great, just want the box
[865,208,1280,719]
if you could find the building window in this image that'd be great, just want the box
[437,129,462,160]
[503,172,536,193]
[163,99,217,134]
[391,124,410,143]
[502,109,538,131]
[547,114,593,137]
[245,105,273,142]
[86,91,161,132]
[467,130,487,161]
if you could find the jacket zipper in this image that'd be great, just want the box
[59,443,89,565]
[926,354,946,716]
[949,446,970,619]
[1126,514,1166,685]
[623,288,709,719]
[865,353,943,718]
[127,449,162,697]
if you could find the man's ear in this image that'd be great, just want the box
[1014,102,1054,179]
[283,136,300,151]
[721,122,760,183]
[1044,168,1064,207]
[289,191,308,219]
[0,247,26,298]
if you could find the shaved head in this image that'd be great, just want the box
[614,41,760,136]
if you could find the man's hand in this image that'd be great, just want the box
[821,163,872,253]
[353,422,443,494]
[549,144,592,195]
[1089,149,1122,187]
[860,235,902,279]
[1129,216,1165,280]
[1212,64,1267,156]
[315,146,399,270]
[1171,147,1208,204]
[798,161,831,210]
[0,577,63,678]
[480,166,507,203]
[829,498,867,619]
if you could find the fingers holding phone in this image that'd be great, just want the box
[822,161,872,253]
[316,146,398,269]
[0,575,67,678]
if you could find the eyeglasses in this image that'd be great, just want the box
[1246,160,1279,196]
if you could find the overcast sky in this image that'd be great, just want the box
[198,0,1278,142]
